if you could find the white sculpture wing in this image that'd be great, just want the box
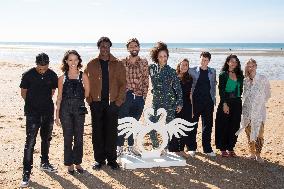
[165,118,196,141]
[118,117,143,139]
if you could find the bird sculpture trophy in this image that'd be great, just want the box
[118,108,196,158]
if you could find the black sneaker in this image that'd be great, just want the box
[92,161,106,170]
[107,161,120,170]
[40,162,57,172]
[20,172,30,188]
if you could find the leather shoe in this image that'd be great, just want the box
[92,161,105,170]
[107,161,120,170]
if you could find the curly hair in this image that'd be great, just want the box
[221,54,243,77]
[35,52,49,66]
[97,36,112,48]
[61,50,83,72]
[176,58,192,84]
[150,41,169,64]
[126,38,140,48]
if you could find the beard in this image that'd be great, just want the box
[130,50,139,57]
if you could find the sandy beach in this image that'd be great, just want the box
[0,60,284,189]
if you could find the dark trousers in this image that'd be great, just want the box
[23,115,54,174]
[192,99,214,153]
[117,91,145,147]
[215,98,242,151]
[169,125,198,152]
[90,101,119,163]
[60,100,85,166]
[169,103,197,152]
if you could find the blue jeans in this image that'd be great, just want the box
[117,91,145,147]
[23,115,54,174]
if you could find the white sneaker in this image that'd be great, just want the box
[188,151,196,157]
[205,152,216,157]
[20,172,30,188]
[20,180,29,188]
[117,146,123,157]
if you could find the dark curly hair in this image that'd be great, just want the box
[61,50,83,72]
[176,58,192,84]
[126,38,140,48]
[200,52,211,61]
[35,53,49,66]
[221,54,243,77]
[97,36,112,48]
[150,42,169,64]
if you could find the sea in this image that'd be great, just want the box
[0,42,284,80]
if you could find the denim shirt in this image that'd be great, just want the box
[188,66,217,105]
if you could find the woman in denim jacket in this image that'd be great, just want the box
[188,52,217,157]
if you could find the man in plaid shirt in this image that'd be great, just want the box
[117,38,149,155]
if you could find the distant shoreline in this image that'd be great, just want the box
[1,46,284,57]
[1,45,284,80]
[0,42,284,51]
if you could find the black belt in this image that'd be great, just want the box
[225,92,238,99]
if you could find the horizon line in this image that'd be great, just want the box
[1,41,284,44]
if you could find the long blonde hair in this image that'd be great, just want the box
[244,58,257,78]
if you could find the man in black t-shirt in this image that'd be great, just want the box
[20,53,58,188]
[84,37,126,171]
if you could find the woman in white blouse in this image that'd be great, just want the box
[236,58,271,163]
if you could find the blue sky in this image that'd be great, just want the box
[0,0,283,43]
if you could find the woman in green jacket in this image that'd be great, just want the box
[215,54,244,157]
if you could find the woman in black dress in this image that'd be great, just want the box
[169,58,195,158]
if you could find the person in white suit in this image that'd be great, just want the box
[236,58,271,163]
